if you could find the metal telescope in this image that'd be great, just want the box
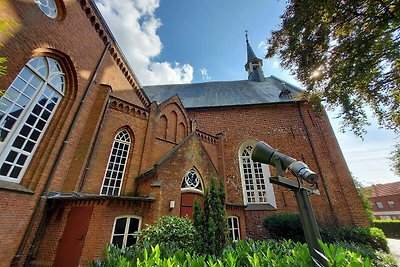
[252,141,317,184]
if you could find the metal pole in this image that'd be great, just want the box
[294,189,328,267]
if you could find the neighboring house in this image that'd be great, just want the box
[367,182,400,220]
[0,0,369,266]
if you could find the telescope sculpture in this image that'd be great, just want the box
[252,141,328,267]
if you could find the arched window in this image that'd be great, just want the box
[181,168,203,191]
[227,216,240,242]
[239,140,276,208]
[0,56,65,183]
[100,129,131,196]
[111,216,141,248]
[35,0,58,18]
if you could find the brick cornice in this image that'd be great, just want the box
[109,96,149,120]
[77,0,150,108]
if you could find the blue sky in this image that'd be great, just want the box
[95,0,399,186]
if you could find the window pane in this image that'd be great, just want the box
[128,218,139,233]
[0,163,12,176]
[126,235,136,247]
[111,236,123,249]
[114,218,127,235]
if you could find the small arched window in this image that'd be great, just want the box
[0,56,65,183]
[181,168,203,191]
[111,216,141,248]
[100,129,131,196]
[239,140,276,208]
[35,0,59,19]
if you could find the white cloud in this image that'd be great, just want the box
[199,67,211,81]
[95,0,193,85]
[258,40,268,53]
[272,61,280,68]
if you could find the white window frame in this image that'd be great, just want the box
[100,129,131,196]
[238,140,276,207]
[228,216,240,242]
[181,167,203,193]
[376,201,384,209]
[110,216,141,248]
[387,200,395,208]
[0,56,64,183]
[34,0,58,19]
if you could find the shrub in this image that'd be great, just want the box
[374,220,400,239]
[263,214,389,252]
[136,215,196,254]
[263,213,305,242]
[320,226,389,253]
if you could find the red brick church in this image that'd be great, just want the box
[0,0,369,266]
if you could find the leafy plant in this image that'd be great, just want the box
[374,220,400,239]
[263,213,305,242]
[136,216,196,254]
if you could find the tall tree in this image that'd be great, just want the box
[0,0,16,88]
[267,0,399,137]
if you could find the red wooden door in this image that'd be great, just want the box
[53,206,93,267]
[180,192,203,219]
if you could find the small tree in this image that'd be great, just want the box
[353,177,374,224]
[193,177,227,256]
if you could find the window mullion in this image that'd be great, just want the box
[250,160,259,203]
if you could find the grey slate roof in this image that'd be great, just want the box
[142,76,302,108]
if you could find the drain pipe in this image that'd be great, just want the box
[13,43,111,266]
[296,102,339,226]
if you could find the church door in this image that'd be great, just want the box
[180,192,203,219]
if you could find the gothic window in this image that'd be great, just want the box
[35,0,58,18]
[0,56,65,183]
[181,168,202,191]
[111,216,141,248]
[100,129,131,196]
[227,216,240,242]
[239,140,276,206]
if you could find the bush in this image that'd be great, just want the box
[263,213,305,242]
[263,214,389,252]
[136,216,196,254]
[320,226,389,253]
[374,220,400,239]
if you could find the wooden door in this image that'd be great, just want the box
[53,206,93,267]
[180,192,203,219]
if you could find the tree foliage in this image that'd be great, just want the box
[389,143,400,175]
[193,177,227,256]
[267,0,400,136]
[0,0,17,86]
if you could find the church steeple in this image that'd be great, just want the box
[244,32,265,82]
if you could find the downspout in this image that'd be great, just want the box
[296,102,339,226]
[14,43,111,266]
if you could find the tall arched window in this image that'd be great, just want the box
[0,56,65,183]
[100,129,131,196]
[239,140,276,208]
[35,0,58,18]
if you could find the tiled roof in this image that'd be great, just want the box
[142,76,302,108]
[369,181,400,197]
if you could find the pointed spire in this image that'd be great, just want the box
[244,31,265,82]
[246,31,258,61]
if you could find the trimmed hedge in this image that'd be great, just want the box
[374,220,400,239]
[264,214,389,252]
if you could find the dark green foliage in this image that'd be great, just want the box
[90,239,398,267]
[263,213,305,242]
[390,144,400,176]
[320,226,389,253]
[135,216,196,254]
[374,220,400,239]
[267,0,400,136]
[354,177,374,224]
[193,177,228,256]
[263,213,389,252]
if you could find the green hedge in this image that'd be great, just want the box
[374,220,400,239]
[264,214,389,252]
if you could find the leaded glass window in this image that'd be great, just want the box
[228,216,240,242]
[35,0,58,19]
[0,56,64,183]
[100,129,131,196]
[181,168,202,191]
[111,216,140,248]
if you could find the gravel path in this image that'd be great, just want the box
[388,238,400,266]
